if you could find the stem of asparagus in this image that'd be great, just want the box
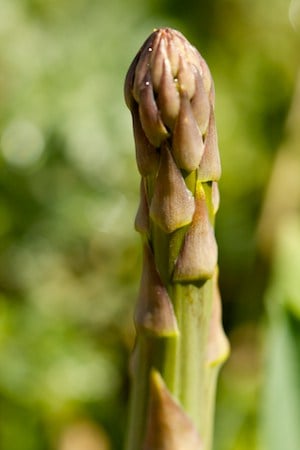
[124,28,229,450]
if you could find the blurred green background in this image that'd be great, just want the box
[0,0,299,449]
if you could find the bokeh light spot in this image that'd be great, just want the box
[1,119,45,168]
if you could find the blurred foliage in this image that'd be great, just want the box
[262,218,300,450]
[258,71,300,450]
[0,0,299,449]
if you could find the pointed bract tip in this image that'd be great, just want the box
[150,144,195,233]
[173,183,218,282]
[143,370,203,450]
[206,271,230,367]
[135,244,179,337]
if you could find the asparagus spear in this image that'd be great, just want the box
[124,28,229,450]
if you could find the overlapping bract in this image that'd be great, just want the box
[125,28,221,283]
[125,28,224,450]
[125,27,220,185]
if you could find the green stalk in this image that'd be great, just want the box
[124,28,229,450]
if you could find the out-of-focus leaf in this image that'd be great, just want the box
[272,218,300,317]
[262,311,300,450]
[262,217,300,450]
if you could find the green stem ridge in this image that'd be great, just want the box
[124,28,229,450]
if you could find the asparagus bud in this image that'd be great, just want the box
[124,28,229,450]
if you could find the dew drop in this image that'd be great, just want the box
[148,47,153,52]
